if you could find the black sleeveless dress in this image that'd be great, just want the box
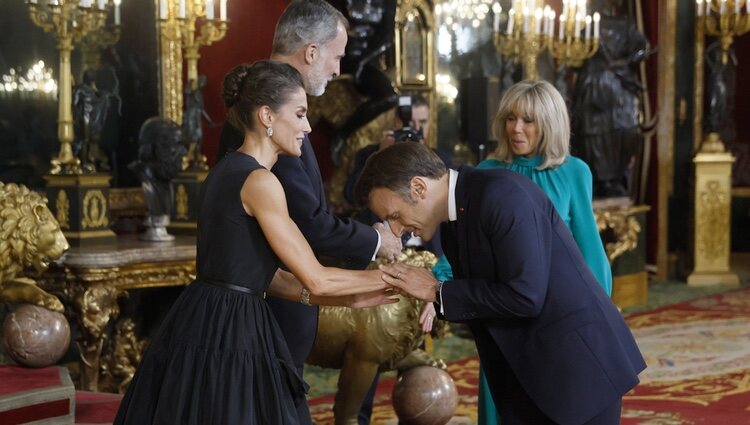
[114,152,308,424]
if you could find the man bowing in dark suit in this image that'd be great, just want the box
[215,1,402,421]
[355,142,646,425]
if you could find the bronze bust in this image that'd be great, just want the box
[129,117,186,241]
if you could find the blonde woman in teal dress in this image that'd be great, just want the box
[433,79,612,425]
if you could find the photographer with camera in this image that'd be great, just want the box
[344,94,451,212]
[344,94,451,254]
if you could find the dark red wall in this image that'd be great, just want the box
[198,0,290,166]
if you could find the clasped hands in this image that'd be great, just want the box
[379,263,438,303]
[380,263,439,332]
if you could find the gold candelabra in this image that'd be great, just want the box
[492,0,600,79]
[79,22,121,71]
[493,0,548,80]
[26,0,116,175]
[159,0,228,171]
[697,0,750,64]
[547,0,599,68]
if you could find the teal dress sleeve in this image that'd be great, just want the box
[565,158,613,296]
[432,254,454,281]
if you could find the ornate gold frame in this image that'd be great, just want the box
[156,0,183,124]
[395,0,434,88]
[395,0,437,149]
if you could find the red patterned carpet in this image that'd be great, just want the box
[309,288,750,424]
[621,287,750,424]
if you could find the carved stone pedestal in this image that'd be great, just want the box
[44,174,116,247]
[688,134,740,287]
[169,170,207,235]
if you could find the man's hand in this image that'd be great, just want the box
[379,263,438,302]
[374,222,402,261]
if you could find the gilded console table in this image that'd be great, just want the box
[37,235,196,392]
[595,202,651,309]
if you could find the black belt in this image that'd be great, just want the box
[201,278,266,298]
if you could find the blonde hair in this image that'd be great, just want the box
[490,80,569,170]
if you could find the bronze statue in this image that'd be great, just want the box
[704,42,748,186]
[72,69,119,173]
[129,117,186,241]
[704,41,737,139]
[0,182,68,312]
[183,75,213,170]
[306,249,445,425]
[571,9,649,199]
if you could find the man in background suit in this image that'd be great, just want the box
[355,142,646,425]
[215,1,402,422]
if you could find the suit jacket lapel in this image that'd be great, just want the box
[300,135,327,207]
[440,221,460,275]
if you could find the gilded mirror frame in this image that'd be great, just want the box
[395,0,436,148]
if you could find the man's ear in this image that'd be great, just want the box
[410,176,428,199]
[304,43,318,65]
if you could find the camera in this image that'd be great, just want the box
[392,95,424,143]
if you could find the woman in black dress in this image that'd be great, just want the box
[114,60,396,425]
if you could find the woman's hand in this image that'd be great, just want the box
[419,303,437,332]
[347,288,400,309]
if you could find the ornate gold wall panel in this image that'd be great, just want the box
[157,0,183,124]
[656,0,677,281]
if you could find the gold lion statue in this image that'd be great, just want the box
[307,249,446,425]
[0,182,69,312]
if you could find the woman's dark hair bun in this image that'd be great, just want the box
[222,64,252,108]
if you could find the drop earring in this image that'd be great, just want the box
[266,127,273,137]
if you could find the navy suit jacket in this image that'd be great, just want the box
[217,125,379,369]
[439,166,645,425]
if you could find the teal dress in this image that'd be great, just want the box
[435,155,612,425]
